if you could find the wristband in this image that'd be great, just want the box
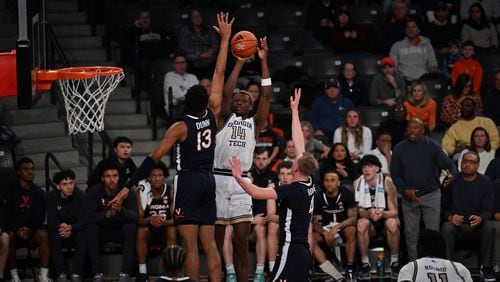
[261,78,272,87]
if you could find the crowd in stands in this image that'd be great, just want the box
[3,0,500,281]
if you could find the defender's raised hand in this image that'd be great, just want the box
[290,88,301,112]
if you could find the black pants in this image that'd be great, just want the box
[86,222,137,274]
[48,229,86,276]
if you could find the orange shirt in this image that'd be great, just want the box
[404,98,437,130]
[451,58,483,95]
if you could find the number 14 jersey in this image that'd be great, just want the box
[176,110,217,171]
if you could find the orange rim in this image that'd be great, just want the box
[36,66,123,81]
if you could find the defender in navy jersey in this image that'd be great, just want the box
[214,33,272,282]
[231,89,318,282]
[312,170,357,281]
[111,13,234,282]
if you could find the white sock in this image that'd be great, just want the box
[139,264,147,274]
[319,261,344,280]
[269,261,275,271]
[10,269,19,278]
[40,268,49,277]
[361,256,370,265]
[391,254,399,264]
[255,264,265,273]
[226,264,235,274]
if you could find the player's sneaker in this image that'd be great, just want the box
[390,261,400,280]
[118,273,130,282]
[254,272,265,282]
[345,266,356,282]
[480,266,496,282]
[71,274,82,282]
[56,273,67,282]
[225,272,237,282]
[358,263,371,280]
[92,273,104,282]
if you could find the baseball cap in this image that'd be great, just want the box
[379,57,395,68]
[325,78,340,89]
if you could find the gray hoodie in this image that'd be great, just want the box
[390,36,438,81]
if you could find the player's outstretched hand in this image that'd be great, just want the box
[257,36,268,60]
[230,156,243,180]
[213,12,234,41]
[290,88,301,112]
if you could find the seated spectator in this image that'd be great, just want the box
[248,148,278,281]
[404,80,437,131]
[484,71,500,126]
[440,73,483,126]
[87,136,137,190]
[423,1,460,54]
[441,151,495,281]
[457,127,496,174]
[485,149,500,181]
[390,18,439,84]
[163,54,199,119]
[312,170,356,282]
[354,155,400,280]
[451,40,483,95]
[338,61,368,106]
[136,162,175,282]
[331,8,369,54]
[304,0,338,49]
[442,97,499,157]
[85,163,137,281]
[256,118,280,165]
[46,169,86,282]
[441,39,462,81]
[309,78,354,146]
[398,229,472,281]
[333,108,373,162]
[319,143,359,183]
[381,0,412,52]
[271,139,298,173]
[378,102,408,148]
[369,57,406,107]
[3,158,50,282]
[369,131,392,175]
[0,194,8,281]
[461,2,498,51]
[157,245,198,282]
[120,9,177,96]
[199,77,212,95]
[302,121,330,161]
[179,9,219,78]
[460,0,498,22]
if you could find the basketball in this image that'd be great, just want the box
[231,31,258,58]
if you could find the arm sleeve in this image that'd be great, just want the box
[390,150,406,195]
[486,120,500,150]
[480,178,495,221]
[30,189,46,230]
[333,128,341,144]
[490,23,499,47]
[71,191,87,232]
[84,187,108,224]
[362,127,373,156]
[426,44,438,69]
[435,141,457,176]
[441,127,457,156]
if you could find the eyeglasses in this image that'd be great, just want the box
[461,159,479,164]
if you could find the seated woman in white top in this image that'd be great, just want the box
[457,126,496,174]
[333,108,372,162]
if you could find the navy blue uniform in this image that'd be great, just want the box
[173,110,217,225]
[314,186,355,227]
[144,185,172,243]
[269,178,316,282]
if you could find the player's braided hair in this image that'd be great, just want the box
[162,245,186,271]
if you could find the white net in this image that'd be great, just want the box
[58,70,124,135]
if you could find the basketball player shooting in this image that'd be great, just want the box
[108,12,234,281]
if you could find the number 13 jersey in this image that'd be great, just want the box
[176,110,217,171]
[214,113,256,171]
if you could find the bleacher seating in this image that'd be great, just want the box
[358,106,393,133]
[269,5,306,31]
[305,54,343,82]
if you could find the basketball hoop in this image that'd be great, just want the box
[37,66,124,135]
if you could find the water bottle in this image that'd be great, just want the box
[376,252,385,277]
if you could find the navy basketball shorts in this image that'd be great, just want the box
[268,242,312,282]
[173,170,216,225]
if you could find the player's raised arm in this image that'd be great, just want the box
[220,56,250,125]
[209,12,233,123]
[231,156,277,200]
[254,36,271,135]
[291,88,305,158]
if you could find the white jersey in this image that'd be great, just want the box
[398,257,472,282]
[214,113,256,171]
